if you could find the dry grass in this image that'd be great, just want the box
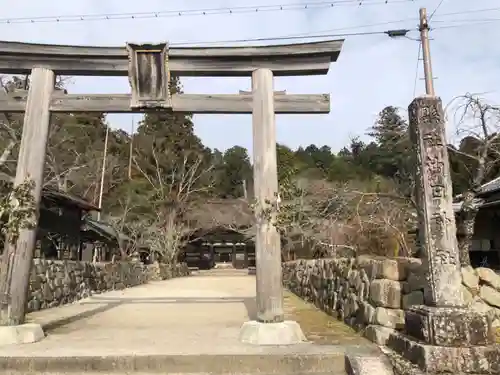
[285,291,500,345]
[283,291,369,345]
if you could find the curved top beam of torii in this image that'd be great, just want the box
[0,39,343,77]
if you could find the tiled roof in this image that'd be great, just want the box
[83,218,131,242]
[477,175,500,195]
[0,171,99,211]
[452,176,500,212]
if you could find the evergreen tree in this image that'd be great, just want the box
[367,106,413,196]
[216,146,252,198]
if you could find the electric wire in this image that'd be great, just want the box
[412,42,422,97]
[429,0,446,21]
[434,6,500,18]
[190,11,500,46]
[170,29,408,46]
[164,16,420,45]
[0,0,419,25]
[0,0,498,48]
[433,18,500,30]
[0,0,497,52]
[3,2,500,28]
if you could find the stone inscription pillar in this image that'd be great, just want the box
[389,97,497,374]
[408,95,463,307]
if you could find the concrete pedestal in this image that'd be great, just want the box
[0,323,45,346]
[239,320,307,345]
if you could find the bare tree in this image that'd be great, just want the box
[272,177,416,259]
[105,194,142,260]
[0,76,24,172]
[349,189,416,257]
[446,93,500,266]
[194,198,255,240]
[132,148,215,265]
[0,75,119,200]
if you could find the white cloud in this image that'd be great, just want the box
[0,0,499,156]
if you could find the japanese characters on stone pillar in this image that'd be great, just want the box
[408,96,464,307]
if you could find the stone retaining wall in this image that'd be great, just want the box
[283,257,500,342]
[461,266,500,321]
[27,259,190,313]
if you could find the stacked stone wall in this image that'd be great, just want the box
[26,259,190,313]
[283,256,500,343]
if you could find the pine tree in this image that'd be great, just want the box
[368,106,413,196]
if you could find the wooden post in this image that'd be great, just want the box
[210,244,215,268]
[96,125,109,222]
[251,68,284,323]
[232,243,236,268]
[244,244,249,268]
[128,118,134,180]
[0,67,54,326]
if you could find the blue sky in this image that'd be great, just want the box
[1,0,499,155]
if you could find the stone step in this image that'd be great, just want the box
[3,374,343,375]
[0,353,348,374]
[194,269,252,277]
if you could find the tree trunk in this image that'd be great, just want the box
[0,140,16,167]
[456,190,477,267]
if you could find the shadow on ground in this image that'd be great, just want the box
[40,301,123,332]
[39,296,259,333]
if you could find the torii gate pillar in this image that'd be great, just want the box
[239,69,306,345]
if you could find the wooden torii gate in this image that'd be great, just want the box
[0,39,343,344]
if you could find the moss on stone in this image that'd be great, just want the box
[283,290,369,345]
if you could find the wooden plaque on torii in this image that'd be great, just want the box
[126,42,172,110]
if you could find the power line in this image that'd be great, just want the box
[429,0,446,20]
[413,42,422,97]
[433,18,500,30]
[1,0,497,50]
[275,16,419,36]
[434,6,500,18]
[168,16,421,46]
[169,24,419,48]
[434,17,500,24]
[172,28,414,46]
[0,0,418,25]
[3,2,500,27]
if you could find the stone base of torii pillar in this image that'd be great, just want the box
[239,320,306,346]
[0,323,45,346]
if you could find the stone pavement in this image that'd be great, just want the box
[0,269,380,373]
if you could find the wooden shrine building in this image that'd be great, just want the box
[35,187,100,260]
[182,199,255,269]
[0,172,100,260]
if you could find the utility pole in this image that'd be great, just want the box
[128,118,134,180]
[419,7,435,96]
[97,125,109,221]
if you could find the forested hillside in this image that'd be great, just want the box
[1,75,499,263]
